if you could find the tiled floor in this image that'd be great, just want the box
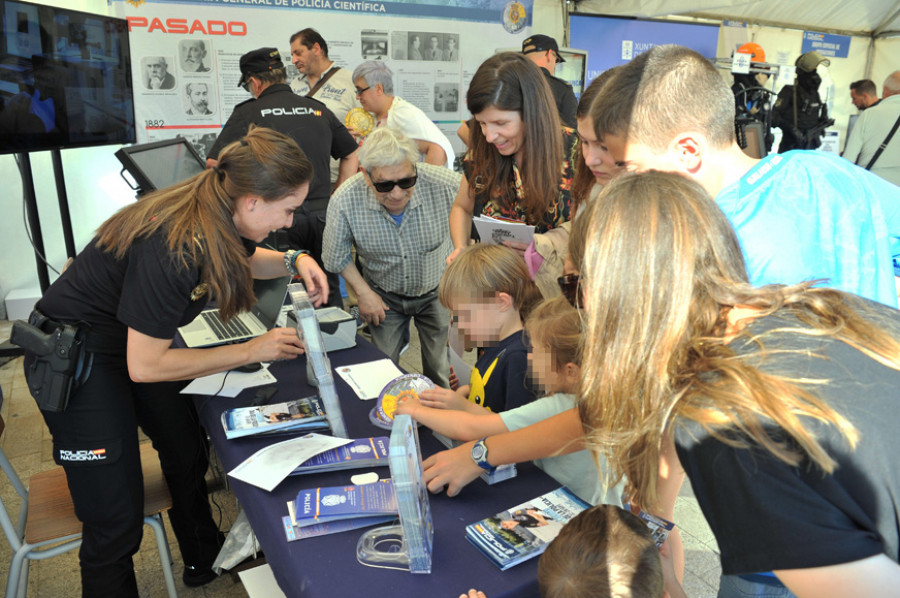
[0,320,720,597]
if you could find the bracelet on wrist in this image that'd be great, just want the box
[284,250,300,275]
[284,250,311,276]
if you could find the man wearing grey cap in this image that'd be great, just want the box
[522,34,577,128]
[772,51,834,152]
[207,47,359,308]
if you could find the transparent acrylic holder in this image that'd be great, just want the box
[287,283,348,438]
[357,414,433,573]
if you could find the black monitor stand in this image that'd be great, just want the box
[17,149,77,294]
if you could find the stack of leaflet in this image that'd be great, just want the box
[288,283,348,438]
[221,396,328,439]
[290,437,390,476]
[472,214,535,246]
[282,479,398,542]
[465,486,589,570]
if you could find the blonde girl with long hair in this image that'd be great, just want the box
[578,170,900,598]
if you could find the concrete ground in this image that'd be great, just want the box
[0,320,720,597]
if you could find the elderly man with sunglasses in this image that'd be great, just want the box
[323,127,460,386]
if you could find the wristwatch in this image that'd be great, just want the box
[471,438,496,473]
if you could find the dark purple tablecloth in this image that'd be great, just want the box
[195,335,557,598]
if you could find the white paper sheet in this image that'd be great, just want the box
[237,564,287,598]
[227,433,352,492]
[334,358,404,400]
[180,365,277,398]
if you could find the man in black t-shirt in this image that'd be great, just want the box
[521,34,577,128]
[208,48,359,307]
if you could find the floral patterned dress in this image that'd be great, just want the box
[463,127,575,233]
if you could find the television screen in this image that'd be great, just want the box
[115,137,205,194]
[494,45,588,100]
[0,0,135,154]
[555,49,588,100]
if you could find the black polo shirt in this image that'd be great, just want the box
[208,83,357,211]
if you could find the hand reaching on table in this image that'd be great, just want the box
[459,590,487,598]
[422,442,482,497]
[244,327,305,363]
[418,386,471,411]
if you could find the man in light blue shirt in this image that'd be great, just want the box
[593,44,900,307]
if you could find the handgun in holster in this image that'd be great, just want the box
[10,311,93,413]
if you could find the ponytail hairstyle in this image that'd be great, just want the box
[466,52,563,224]
[438,244,542,322]
[96,126,313,320]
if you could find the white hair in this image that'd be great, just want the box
[883,71,900,96]
[358,127,418,170]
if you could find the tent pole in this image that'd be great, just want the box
[873,0,900,37]
[864,35,876,79]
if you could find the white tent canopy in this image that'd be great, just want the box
[573,0,900,37]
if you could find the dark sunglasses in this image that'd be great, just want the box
[557,274,582,308]
[368,168,418,193]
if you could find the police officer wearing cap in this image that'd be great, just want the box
[521,34,577,128]
[772,51,834,153]
[208,47,359,307]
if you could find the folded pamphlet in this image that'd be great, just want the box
[290,437,390,476]
[288,479,398,528]
[280,514,397,542]
[472,214,535,247]
[465,486,588,570]
[221,396,328,439]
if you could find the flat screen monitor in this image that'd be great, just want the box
[115,137,205,194]
[494,46,588,100]
[555,48,588,100]
[0,0,135,154]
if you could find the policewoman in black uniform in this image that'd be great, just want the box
[20,126,328,597]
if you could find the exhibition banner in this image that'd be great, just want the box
[569,14,719,83]
[801,31,851,59]
[111,0,533,156]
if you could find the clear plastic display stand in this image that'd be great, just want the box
[356,414,433,573]
[287,283,348,439]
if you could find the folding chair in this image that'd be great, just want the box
[0,414,178,598]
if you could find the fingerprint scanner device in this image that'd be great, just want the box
[288,282,348,438]
[315,307,357,351]
[357,414,433,573]
[285,306,357,352]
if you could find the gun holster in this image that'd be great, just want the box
[11,310,93,413]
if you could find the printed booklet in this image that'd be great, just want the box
[465,486,589,570]
[281,514,397,542]
[221,396,328,439]
[290,437,390,475]
[287,479,398,528]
